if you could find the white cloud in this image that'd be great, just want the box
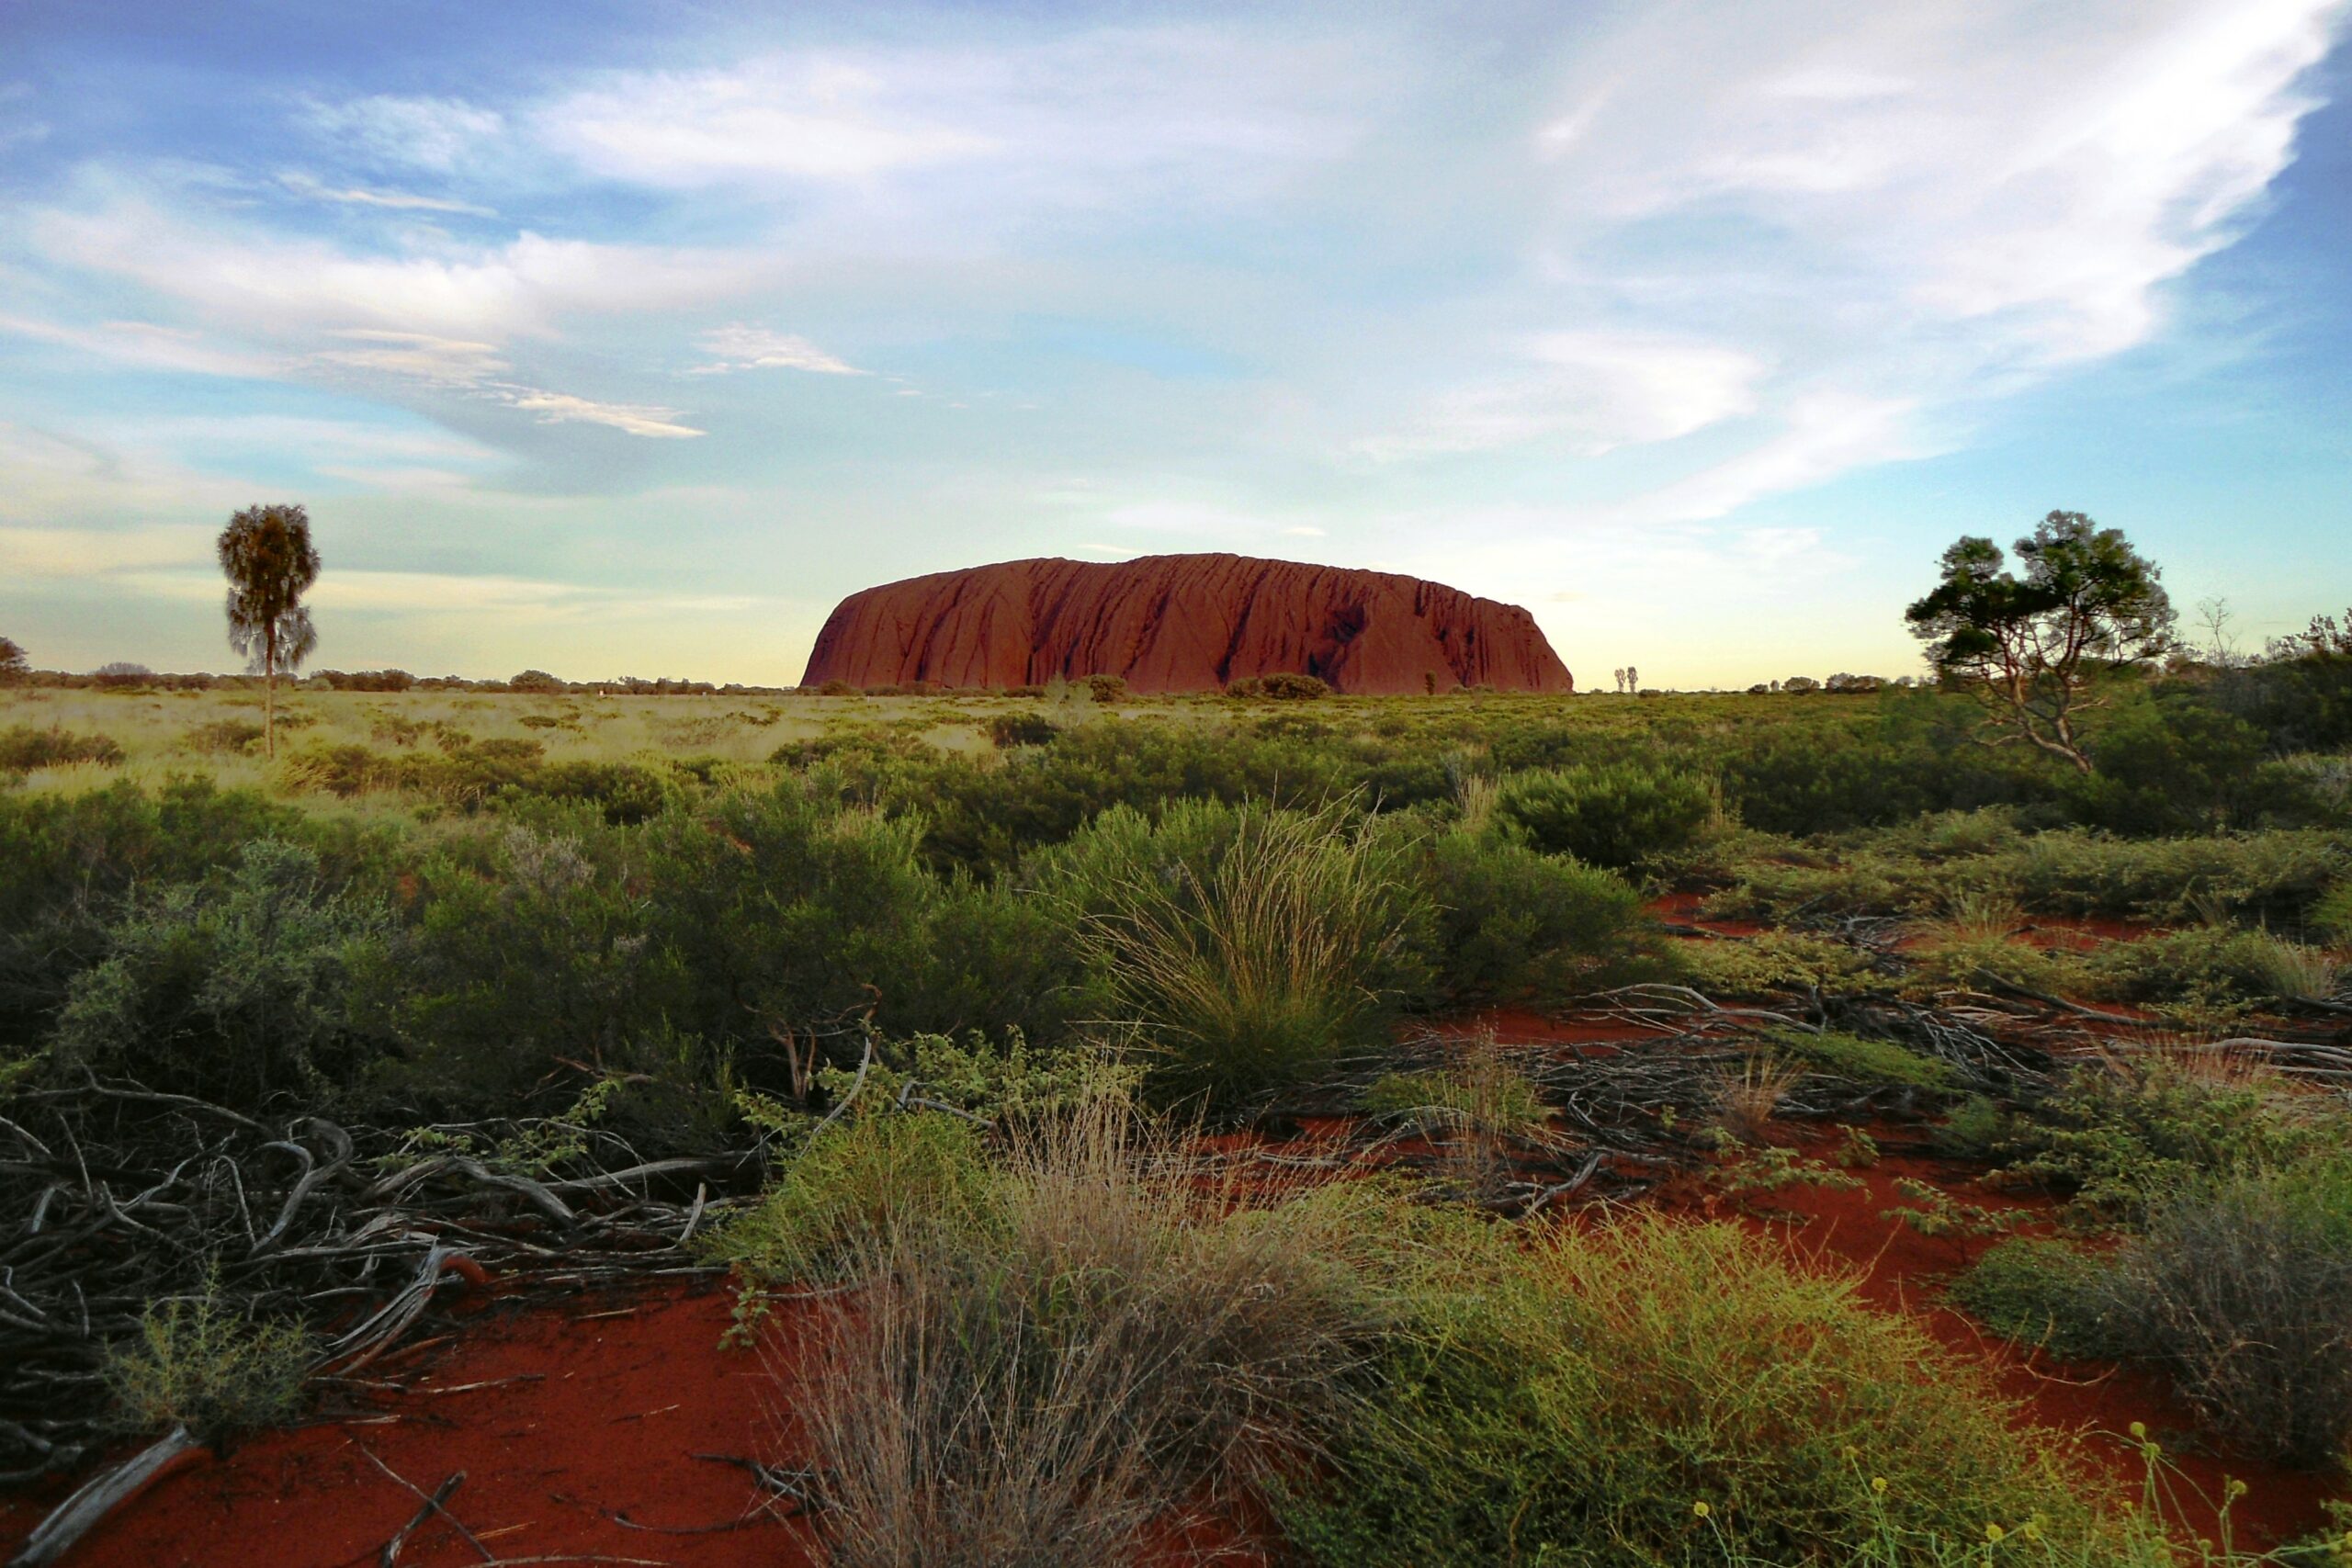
[1359,333,1765,460]
[500,389,703,439]
[311,329,508,385]
[1623,392,1927,524]
[303,95,503,172]
[693,323,865,375]
[1458,0,2348,518]
[0,313,282,378]
[530,28,1363,205]
[277,172,494,216]
[29,190,773,340]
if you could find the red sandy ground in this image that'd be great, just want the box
[6,1015,2340,1564]
[0,1284,821,1568]
[1680,1130,2337,1551]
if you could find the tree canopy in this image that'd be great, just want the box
[217,503,322,755]
[1905,511,2174,773]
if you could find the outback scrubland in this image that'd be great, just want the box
[2,639,2350,1565]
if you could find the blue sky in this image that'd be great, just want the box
[3,0,2347,687]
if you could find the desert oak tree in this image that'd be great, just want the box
[1905,511,2174,773]
[217,504,322,756]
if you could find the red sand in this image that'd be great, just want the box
[7,1043,2339,1562]
[1693,1129,2336,1550]
[0,1283,819,1568]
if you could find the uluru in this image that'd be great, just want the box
[799,552,1573,695]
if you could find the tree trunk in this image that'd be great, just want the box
[264,626,277,758]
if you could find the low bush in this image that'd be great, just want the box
[2088,925,2341,1012]
[986,710,1059,748]
[1227,672,1331,701]
[1495,761,1713,870]
[1993,1058,2323,1220]
[1280,1214,2099,1566]
[716,1110,992,1286]
[2318,877,2352,942]
[103,1282,313,1441]
[1951,1239,2120,1361]
[2106,1160,2352,1468]
[1770,1028,1955,1091]
[1404,826,1651,1005]
[183,718,267,755]
[1673,930,1881,998]
[0,725,125,773]
[50,839,393,1107]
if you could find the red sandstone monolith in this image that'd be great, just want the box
[800,553,1572,694]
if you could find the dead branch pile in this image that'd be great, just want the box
[0,1077,754,1483]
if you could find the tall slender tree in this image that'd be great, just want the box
[0,635,27,684]
[217,504,322,756]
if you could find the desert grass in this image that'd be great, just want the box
[1711,1052,1804,1144]
[1065,799,1415,1105]
[1362,1034,1561,1194]
[785,1098,1384,1568]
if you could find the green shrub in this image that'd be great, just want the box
[1495,761,1713,870]
[1362,1052,1554,1145]
[2089,925,2341,1011]
[1281,1215,2098,1566]
[103,1284,313,1440]
[0,779,301,1051]
[1404,827,1650,1005]
[1042,799,1427,1106]
[183,718,267,755]
[50,839,393,1107]
[1901,932,2090,1001]
[1995,1060,2322,1220]
[2318,878,2352,942]
[986,710,1059,748]
[714,1110,992,1285]
[1770,1028,1954,1090]
[2106,1161,2352,1468]
[1674,931,1879,998]
[1951,1240,2120,1360]
[1227,672,1331,701]
[0,724,125,773]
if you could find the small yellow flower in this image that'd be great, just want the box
[2021,1521,2043,1543]
[1871,1477,1889,1495]
[1692,1500,1712,1519]
[2225,1479,2248,1502]
[1985,1523,2007,1543]
[2128,1421,2147,1440]
[1842,1444,1859,1461]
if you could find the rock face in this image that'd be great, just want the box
[800,553,1573,695]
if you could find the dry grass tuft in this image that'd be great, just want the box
[1711,1053,1804,1145]
[785,1098,1381,1567]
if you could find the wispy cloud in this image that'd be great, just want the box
[277,172,494,216]
[301,94,503,171]
[501,389,702,439]
[692,323,865,375]
[1358,333,1765,461]
[529,30,1364,203]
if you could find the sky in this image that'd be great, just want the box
[2,0,2348,690]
